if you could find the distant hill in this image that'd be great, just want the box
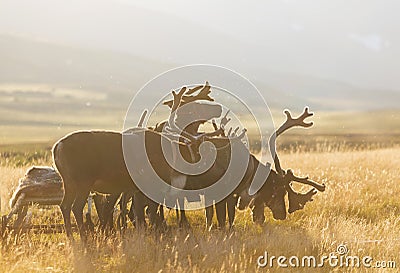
[1,34,399,112]
[262,72,400,111]
[0,35,176,106]
[1,35,399,144]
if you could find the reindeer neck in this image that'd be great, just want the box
[184,122,202,136]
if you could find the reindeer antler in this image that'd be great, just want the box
[220,110,231,130]
[235,128,247,140]
[269,107,314,175]
[287,185,318,214]
[163,81,214,108]
[184,84,204,96]
[278,107,313,136]
[171,87,186,112]
[194,111,232,141]
[285,169,326,192]
[167,87,186,133]
[268,107,325,205]
[231,127,239,137]
[137,110,148,127]
[183,81,213,104]
[225,126,247,141]
[212,119,218,130]
[209,110,232,138]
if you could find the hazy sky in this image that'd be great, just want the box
[0,0,399,90]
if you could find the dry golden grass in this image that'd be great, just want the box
[0,147,399,272]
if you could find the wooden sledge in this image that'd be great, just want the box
[0,166,88,237]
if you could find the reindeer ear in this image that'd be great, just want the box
[163,100,174,108]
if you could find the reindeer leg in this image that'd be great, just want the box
[178,198,189,228]
[119,193,128,233]
[179,210,189,228]
[93,194,106,230]
[14,206,28,234]
[252,199,265,224]
[158,204,167,229]
[175,207,180,224]
[146,199,161,228]
[85,196,95,234]
[204,196,214,230]
[72,188,90,243]
[127,201,135,227]
[115,192,130,237]
[227,195,237,230]
[133,192,146,229]
[215,200,227,229]
[101,193,118,232]
[124,190,135,225]
[60,182,76,240]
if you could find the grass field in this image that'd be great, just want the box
[1,26,400,272]
[0,143,399,272]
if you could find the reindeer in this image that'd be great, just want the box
[53,131,135,240]
[128,87,325,230]
[152,82,228,227]
[53,84,224,240]
[69,84,223,232]
[160,87,325,229]
[237,108,326,224]
[54,84,325,240]
[129,87,325,230]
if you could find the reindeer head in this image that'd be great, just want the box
[238,170,287,221]
[246,107,326,222]
[163,82,222,130]
[175,101,222,129]
[259,170,288,220]
[284,169,325,213]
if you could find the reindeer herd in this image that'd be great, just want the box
[51,82,326,241]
